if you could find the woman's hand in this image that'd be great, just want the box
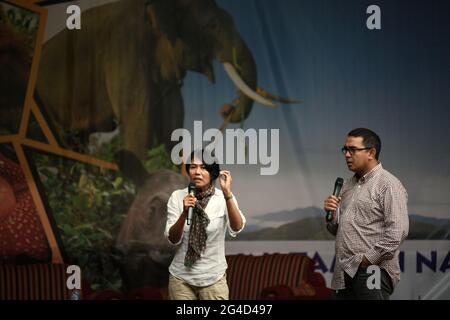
[219,170,243,231]
[219,170,232,196]
[183,194,197,213]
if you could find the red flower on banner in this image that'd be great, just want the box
[0,153,49,262]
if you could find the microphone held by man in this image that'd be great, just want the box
[325,177,344,222]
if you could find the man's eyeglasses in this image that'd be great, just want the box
[341,146,372,155]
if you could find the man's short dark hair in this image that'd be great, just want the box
[185,149,220,181]
[347,128,381,160]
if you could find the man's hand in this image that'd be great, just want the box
[324,195,341,216]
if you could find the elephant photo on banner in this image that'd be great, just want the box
[0,2,38,135]
[36,0,292,163]
[30,0,297,293]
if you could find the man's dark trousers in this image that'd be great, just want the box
[332,266,394,300]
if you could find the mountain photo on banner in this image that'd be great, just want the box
[229,207,450,241]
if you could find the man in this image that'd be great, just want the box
[324,128,408,300]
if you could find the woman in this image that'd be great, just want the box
[164,150,246,300]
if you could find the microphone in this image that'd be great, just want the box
[326,177,344,222]
[187,182,196,225]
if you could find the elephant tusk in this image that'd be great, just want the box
[222,62,276,107]
[256,87,302,104]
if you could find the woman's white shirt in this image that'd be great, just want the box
[164,187,246,287]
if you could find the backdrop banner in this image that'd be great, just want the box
[0,0,449,299]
